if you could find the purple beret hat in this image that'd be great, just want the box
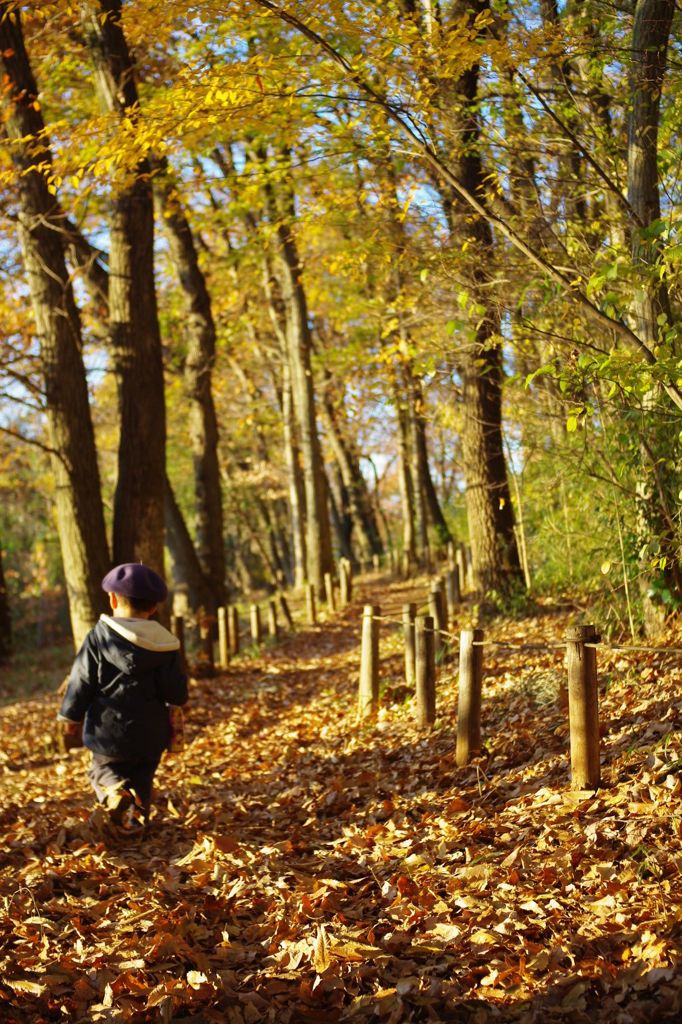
[101,563,168,603]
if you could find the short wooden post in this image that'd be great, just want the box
[429,583,446,661]
[456,628,484,766]
[250,604,262,644]
[200,619,214,673]
[372,553,380,573]
[415,614,436,727]
[279,593,295,631]
[267,599,278,639]
[217,606,229,669]
[446,567,461,614]
[456,546,467,593]
[228,605,240,655]
[565,624,601,790]
[305,583,317,625]
[465,544,474,591]
[324,572,336,612]
[172,615,187,671]
[403,602,416,688]
[339,561,350,609]
[358,605,380,719]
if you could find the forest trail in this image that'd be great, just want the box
[2,574,682,1022]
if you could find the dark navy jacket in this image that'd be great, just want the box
[59,615,188,761]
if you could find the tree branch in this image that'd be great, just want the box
[249,0,682,413]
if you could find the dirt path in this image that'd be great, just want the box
[2,575,682,1022]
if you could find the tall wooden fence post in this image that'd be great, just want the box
[565,624,601,790]
[403,602,416,688]
[217,606,229,669]
[358,605,380,719]
[306,583,317,625]
[228,606,240,656]
[415,614,436,727]
[456,628,484,766]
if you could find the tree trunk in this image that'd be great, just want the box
[0,5,110,648]
[153,165,226,606]
[0,541,11,662]
[281,365,307,587]
[82,0,165,574]
[414,400,453,546]
[396,398,416,565]
[164,477,215,616]
[444,51,523,596]
[272,197,333,594]
[320,389,383,561]
[627,0,680,632]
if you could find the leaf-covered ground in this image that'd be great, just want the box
[2,575,682,1023]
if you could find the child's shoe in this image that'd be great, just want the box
[104,786,135,826]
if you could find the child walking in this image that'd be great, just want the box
[58,563,188,831]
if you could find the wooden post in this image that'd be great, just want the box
[228,606,240,655]
[324,571,336,612]
[217,606,229,669]
[200,622,214,673]
[415,614,436,727]
[456,628,484,766]
[429,584,446,661]
[403,602,416,688]
[446,567,461,614]
[305,583,317,625]
[565,624,601,790]
[436,576,449,635]
[358,605,380,719]
[339,561,350,609]
[250,604,262,644]
[465,544,474,591]
[279,593,295,631]
[267,599,278,639]
[172,615,187,671]
[455,546,466,592]
[372,553,380,573]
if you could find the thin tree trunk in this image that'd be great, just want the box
[396,398,416,565]
[270,179,333,593]
[0,541,12,662]
[154,164,226,606]
[0,6,110,648]
[82,0,165,574]
[320,389,383,560]
[414,402,453,545]
[164,477,215,615]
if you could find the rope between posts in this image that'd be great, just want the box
[363,611,682,657]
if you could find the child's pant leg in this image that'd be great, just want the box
[89,754,160,813]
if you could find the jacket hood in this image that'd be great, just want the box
[100,614,180,652]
